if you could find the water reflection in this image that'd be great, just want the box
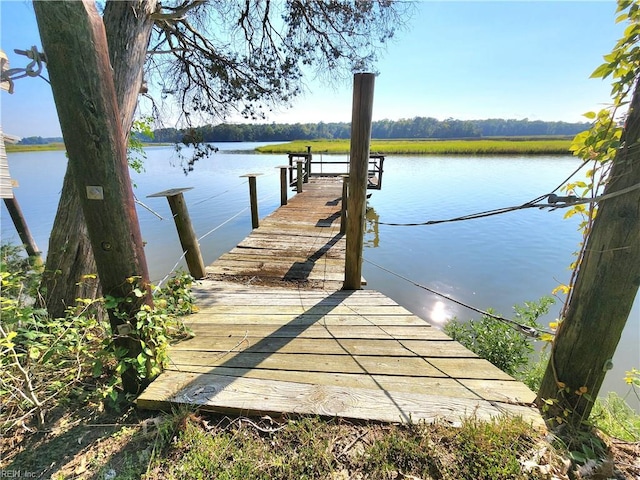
[364,204,380,248]
[429,300,449,325]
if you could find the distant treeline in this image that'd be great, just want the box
[18,117,591,145]
[18,136,64,145]
[148,117,590,144]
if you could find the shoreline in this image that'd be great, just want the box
[5,137,574,156]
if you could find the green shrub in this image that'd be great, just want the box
[443,297,554,377]
[1,242,196,430]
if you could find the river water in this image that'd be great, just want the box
[1,143,638,409]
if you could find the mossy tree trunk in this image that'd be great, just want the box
[537,78,640,425]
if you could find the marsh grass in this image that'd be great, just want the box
[5,142,66,153]
[256,138,573,155]
[6,138,572,155]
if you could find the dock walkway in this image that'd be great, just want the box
[137,178,543,426]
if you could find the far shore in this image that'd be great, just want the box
[5,142,173,153]
[6,137,574,155]
[256,137,573,155]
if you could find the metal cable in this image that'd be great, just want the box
[378,182,640,227]
[363,257,554,338]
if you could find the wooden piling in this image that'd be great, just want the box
[304,146,311,183]
[340,174,349,235]
[241,173,262,229]
[296,161,304,193]
[147,188,205,279]
[344,73,375,290]
[3,197,43,270]
[277,166,288,206]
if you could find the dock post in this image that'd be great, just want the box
[296,161,304,193]
[241,173,262,229]
[340,174,349,235]
[277,166,288,206]
[147,187,205,279]
[3,196,44,270]
[305,145,311,183]
[344,73,375,290]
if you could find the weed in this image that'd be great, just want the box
[591,392,640,442]
[0,242,196,430]
[359,424,441,478]
[453,416,538,480]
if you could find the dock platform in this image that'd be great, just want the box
[137,178,543,426]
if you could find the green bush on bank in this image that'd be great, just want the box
[443,296,640,443]
[0,243,194,431]
[443,297,554,378]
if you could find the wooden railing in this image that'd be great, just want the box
[287,149,384,190]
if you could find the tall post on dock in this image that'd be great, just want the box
[305,145,311,183]
[344,73,375,290]
[277,166,288,206]
[147,188,206,279]
[296,161,304,193]
[241,173,262,229]
[340,174,349,235]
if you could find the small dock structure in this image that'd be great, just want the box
[287,147,384,190]
[137,176,543,427]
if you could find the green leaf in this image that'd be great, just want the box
[583,111,597,120]
[590,63,613,79]
[136,353,146,366]
[569,451,587,463]
[93,359,103,377]
[41,349,54,363]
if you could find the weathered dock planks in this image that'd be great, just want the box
[205,178,350,288]
[137,178,544,427]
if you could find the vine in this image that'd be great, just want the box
[554,0,640,319]
[541,0,640,430]
[95,274,196,404]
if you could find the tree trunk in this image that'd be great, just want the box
[33,0,152,393]
[537,79,640,425]
[39,171,100,319]
[103,0,158,136]
[39,0,156,322]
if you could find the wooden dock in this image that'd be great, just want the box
[137,178,543,427]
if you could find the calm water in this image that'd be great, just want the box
[2,144,638,408]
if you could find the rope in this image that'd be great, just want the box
[547,182,640,209]
[362,257,554,339]
[1,46,49,94]
[377,182,640,227]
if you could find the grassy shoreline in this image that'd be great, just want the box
[6,138,573,155]
[257,138,573,155]
[5,142,172,153]
[5,142,66,153]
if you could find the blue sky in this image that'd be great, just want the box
[0,1,625,138]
